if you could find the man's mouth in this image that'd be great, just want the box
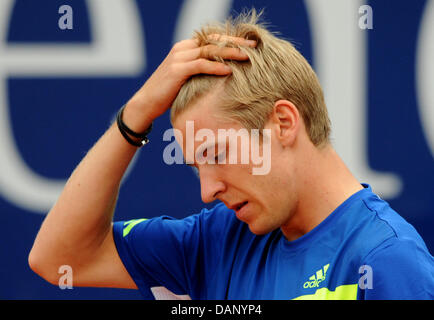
[231,201,248,212]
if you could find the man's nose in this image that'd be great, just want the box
[199,168,226,203]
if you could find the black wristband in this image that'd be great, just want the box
[116,104,153,147]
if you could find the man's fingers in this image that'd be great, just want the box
[184,59,232,76]
[170,35,256,78]
[172,35,256,53]
[207,34,257,47]
[199,45,250,61]
[171,35,256,63]
[176,45,249,62]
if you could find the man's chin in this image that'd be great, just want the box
[246,221,276,236]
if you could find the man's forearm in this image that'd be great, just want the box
[29,103,152,280]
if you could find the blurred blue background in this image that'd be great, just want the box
[0,0,433,299]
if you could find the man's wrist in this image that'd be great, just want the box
[122,98,156,134]
[116,105,153,147]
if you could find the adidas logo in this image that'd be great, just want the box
[303,264,330,289]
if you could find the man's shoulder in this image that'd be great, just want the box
[358,220,434,299]
[361,191,428,249]
[351,189,432,265]
[334,187,430,265]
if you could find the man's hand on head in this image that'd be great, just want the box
[122,36,256,133]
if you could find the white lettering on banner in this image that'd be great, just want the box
[416,0,434,161]
[0,0,145,213]
[173,0,233,43]
[304,0,403,199]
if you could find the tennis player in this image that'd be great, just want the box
[29,10,434,299]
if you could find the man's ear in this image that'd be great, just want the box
[270,99,300,147]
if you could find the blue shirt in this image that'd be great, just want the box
[113,184,434,299]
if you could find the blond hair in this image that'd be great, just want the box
[170,9,331,147]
